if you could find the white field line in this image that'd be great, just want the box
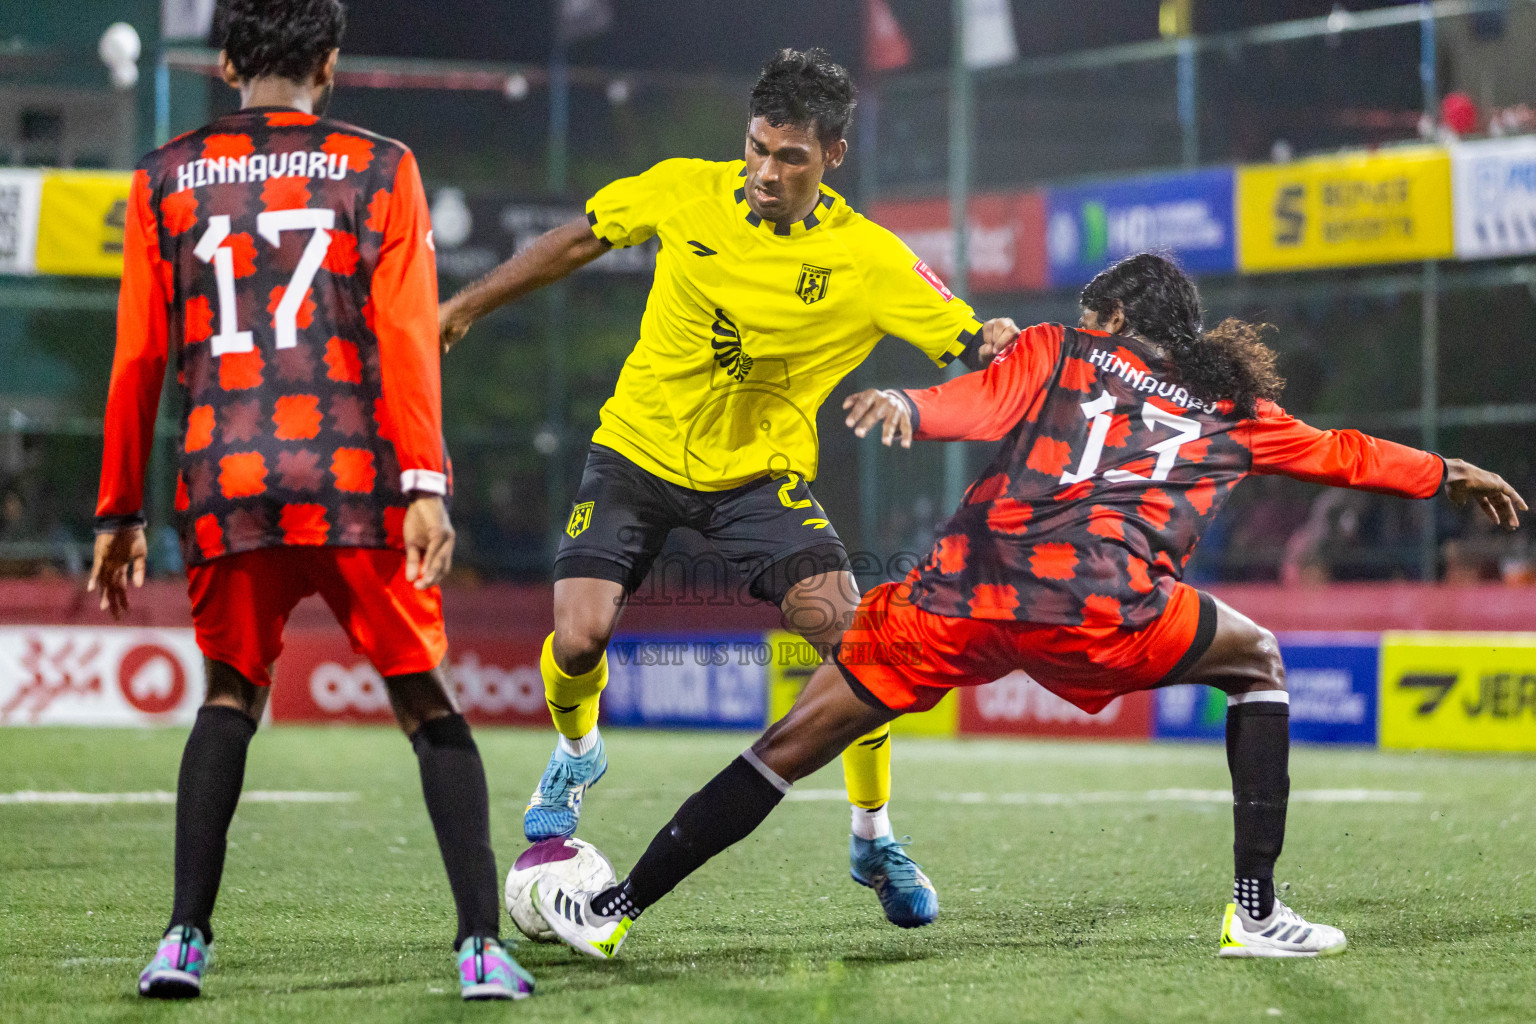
[785,788,1424,805]
[0,790,358,805]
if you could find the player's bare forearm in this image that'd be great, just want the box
[1444,457,1527,530]
[439,218,609,352]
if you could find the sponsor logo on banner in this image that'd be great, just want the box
[765,630,956,736]
[1237,147,1453,272]
[1380,632,1536,753]
[959,671,1152,739]
[0,168,44,275]
[868,191,1048,294]
[34,170,134,277]
[1155,634,1379,744]
[603,633,767,729]
[1046,168,1236,286]
[1452,137,1536,259]
[267,632,549,725]
[0,627,203,726]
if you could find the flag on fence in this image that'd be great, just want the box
[964,0,1019,69]
[865,0,913,73]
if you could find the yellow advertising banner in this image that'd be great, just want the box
[34,170,133,277]
[1237,147,1453,272]
[765,630,957,738]
[1379,632,1536,753]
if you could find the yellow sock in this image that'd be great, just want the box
[841,723,891,810]
[541,632,607,740]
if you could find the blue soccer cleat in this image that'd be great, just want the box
[523,735,607,841]
[138,925,209,999]
[457,936,534,1000]
[850,835,939,928]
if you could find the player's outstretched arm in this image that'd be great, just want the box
[439,218,609,352]
[845,324,1064,445]
[1444,458,1527,530]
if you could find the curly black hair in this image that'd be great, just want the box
[216,0,346,83]
[1080,253,1284,419]
[749,48,856,148]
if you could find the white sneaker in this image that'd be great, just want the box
[532,880,634,960]
[1220,900,1347,958]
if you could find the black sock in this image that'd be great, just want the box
[1234,877,1276,921]
[1226,696,1290,919]
[600,753,787,916]
[411,714,501,948]
[168,705,257,943]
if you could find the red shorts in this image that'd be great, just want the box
[186,546,447,687]
[835,581,1215,716]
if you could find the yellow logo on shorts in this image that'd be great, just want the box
[566,502,594,539]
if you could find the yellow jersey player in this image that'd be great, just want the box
[440,48,1018,929]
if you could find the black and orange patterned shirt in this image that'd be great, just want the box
[96,107,445,567]
[899,324,1445,629]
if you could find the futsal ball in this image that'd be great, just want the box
[504,837,617,942]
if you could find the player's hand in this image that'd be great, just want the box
[843,389,914,449]
[403,495,456,589]
[1444,458,1527,530]
[439,301,471,355]
[974,317,1020,368]
[86,526,148,620]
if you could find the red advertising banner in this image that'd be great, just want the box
[958,670,1154,739]
[0,627,204,726]
[268,630,548,726]
[867,191,1049,294]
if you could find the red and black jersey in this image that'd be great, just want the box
[899,323,1446,629]
[96,107,446,567]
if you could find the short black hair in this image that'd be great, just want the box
[216,0,346,83]
[749,48,856,149]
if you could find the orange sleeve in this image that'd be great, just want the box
[901,323,1065,442]
[371,150,446,494]
[95,169,170,529]
[1243,400,1446,498]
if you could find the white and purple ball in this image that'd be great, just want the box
[504,837,617,942]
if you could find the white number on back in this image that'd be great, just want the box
[1059,393,1204,486]
[192,209,335,356]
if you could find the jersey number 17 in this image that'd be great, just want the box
[1059,391,1204,486]
[193,210,334,356]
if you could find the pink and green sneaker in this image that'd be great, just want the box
[457,936,534,1001]
[138,925,208,999]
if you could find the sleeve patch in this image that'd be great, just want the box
[913,259,955,302]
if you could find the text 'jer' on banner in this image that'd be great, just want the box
[1379,632,1536,753]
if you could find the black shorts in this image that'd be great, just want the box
[554,444,851,606]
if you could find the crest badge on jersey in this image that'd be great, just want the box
[566,501,594,539]
[796,263,831,305]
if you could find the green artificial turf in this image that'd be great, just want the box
[1,727,1532,1023]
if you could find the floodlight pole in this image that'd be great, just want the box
[945,0,972,513]
[1177,35,1198,167]
[858,83,883,563]
[1419,2,1440,581]
[545,33,571,556]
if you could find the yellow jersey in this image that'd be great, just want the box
[585,157,983,491]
